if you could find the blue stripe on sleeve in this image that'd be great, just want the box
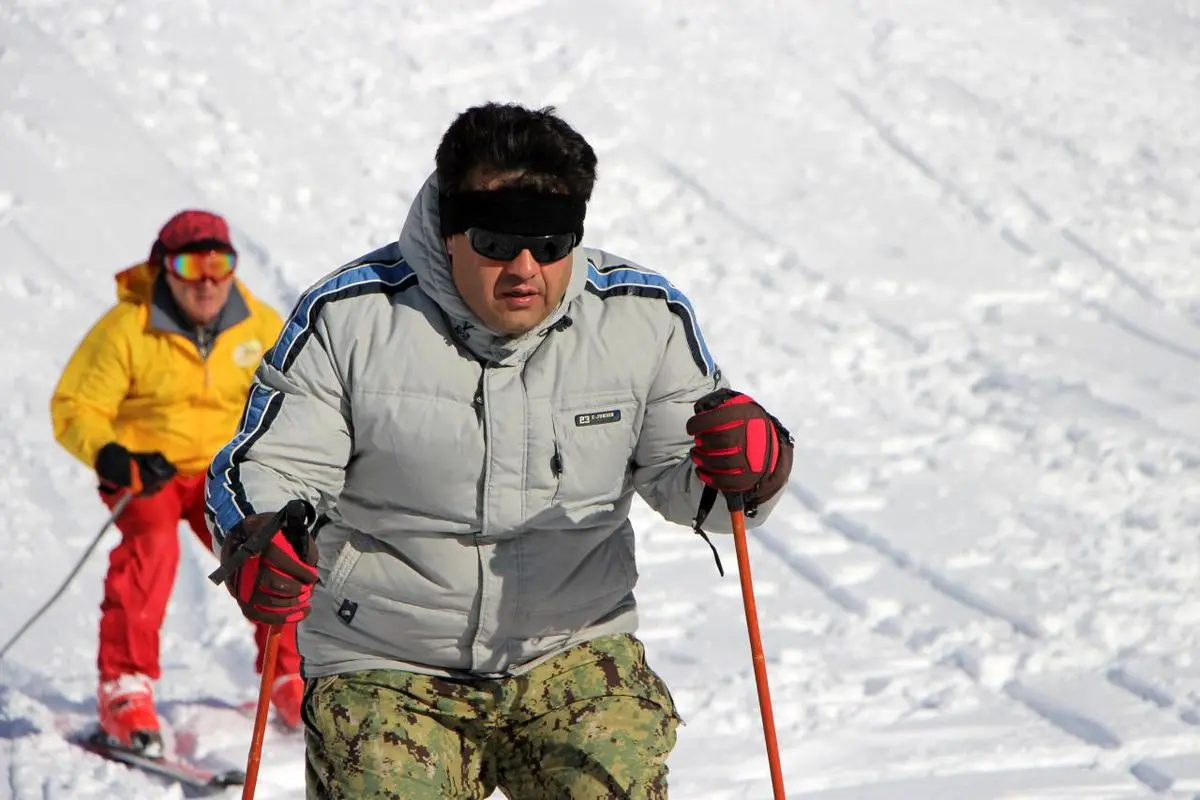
[269,259,416,372]
[586,262,717,376]
[205,382,284,540]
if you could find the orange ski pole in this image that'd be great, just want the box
[727,493,786,799]
[206,502,315,800]
[242,623,281,800]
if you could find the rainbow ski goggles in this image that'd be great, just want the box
[164,250,237,282]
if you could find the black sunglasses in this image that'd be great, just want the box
[466,228,577,264]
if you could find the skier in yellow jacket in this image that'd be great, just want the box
[50,209,300,756]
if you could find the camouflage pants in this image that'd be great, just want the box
[303,634,681,799]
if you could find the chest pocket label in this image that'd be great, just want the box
[575,409,622,427]
[552,401,637,506]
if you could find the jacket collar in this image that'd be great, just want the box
[148,272,250,344]
[397,172,587,365]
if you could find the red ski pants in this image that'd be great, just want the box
[97,473,301,682]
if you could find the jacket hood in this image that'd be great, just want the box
[397,172,588,364]
[114,262,159,304]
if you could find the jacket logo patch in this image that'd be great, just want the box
[337,599,358,625]
[233,339,264,368]
[575,409,621,427]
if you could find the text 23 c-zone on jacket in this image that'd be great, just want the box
[205,174,780,679]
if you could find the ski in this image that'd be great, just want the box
[71,730,245,797]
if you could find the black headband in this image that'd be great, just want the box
[439,189,586,240]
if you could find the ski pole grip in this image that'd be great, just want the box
[207,500,313,586]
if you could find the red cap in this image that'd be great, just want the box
[150,209,235,265]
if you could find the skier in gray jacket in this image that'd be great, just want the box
[206,102,793,800]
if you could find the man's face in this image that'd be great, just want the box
[446,232,572,336]
[164,271,234,327]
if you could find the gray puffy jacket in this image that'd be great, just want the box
[205,174,777,678]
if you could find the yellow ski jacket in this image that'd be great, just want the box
[51,263,283,476]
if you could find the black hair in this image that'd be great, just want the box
[435,103,597,199]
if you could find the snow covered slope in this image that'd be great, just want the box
[2,0,1199,797]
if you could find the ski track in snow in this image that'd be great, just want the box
[2,0,1199,798]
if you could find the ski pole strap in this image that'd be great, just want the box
[207,499,313,586]
[692,485,725,577]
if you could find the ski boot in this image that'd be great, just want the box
[270,673,304,730]
[97,673,163,757]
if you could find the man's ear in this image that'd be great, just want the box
[444,236,455,258]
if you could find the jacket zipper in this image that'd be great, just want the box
[472,373,485,423]
[196,326,214,390]
[194,328,214,460]
[478,366,493,538]
[470,363,495,672]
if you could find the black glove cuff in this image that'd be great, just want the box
[95,442,133,487]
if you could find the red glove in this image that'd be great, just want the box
[686,389,793,504]
[219,511,318,625]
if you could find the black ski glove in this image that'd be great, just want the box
[95,442,177,496]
